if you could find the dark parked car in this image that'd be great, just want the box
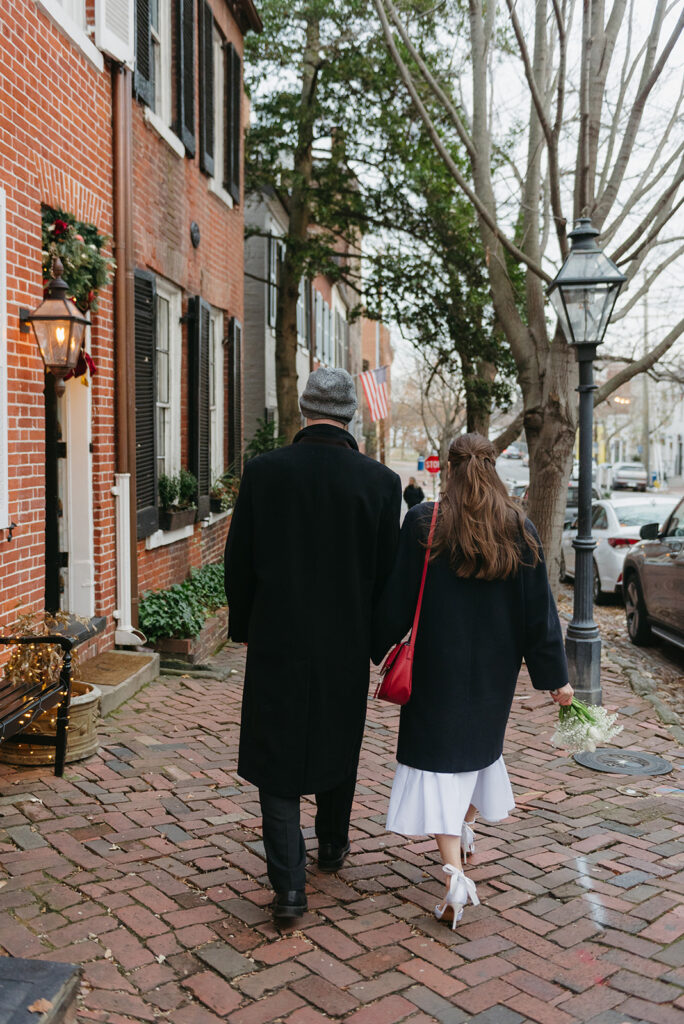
[622,495,684,649]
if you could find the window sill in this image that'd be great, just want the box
[208,177,235,210]
[143,107,185,159]
[35,0,104,71]
[145,522,195,550]
[200,509,232,529]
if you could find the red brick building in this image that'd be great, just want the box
[0,0,259,656]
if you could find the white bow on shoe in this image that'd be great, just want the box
[461,820,476,863]
[434,863,480,930]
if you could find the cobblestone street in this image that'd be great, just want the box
[0,644,682,1024]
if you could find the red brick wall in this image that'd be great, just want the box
[0,2,116,651]
[133,0,245,595]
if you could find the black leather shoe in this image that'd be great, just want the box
[318,840,351,872]
[272,890,307,920]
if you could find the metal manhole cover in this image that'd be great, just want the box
[573,748,673,775]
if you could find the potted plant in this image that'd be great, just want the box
[158,469,198,531]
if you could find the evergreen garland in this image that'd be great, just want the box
[41,206,115,313]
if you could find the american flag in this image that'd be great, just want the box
[360,366,389,423]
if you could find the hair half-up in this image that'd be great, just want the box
[429,433,540,580]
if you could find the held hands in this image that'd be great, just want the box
[550,684,574,706]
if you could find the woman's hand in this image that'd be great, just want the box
[550,684,574,706]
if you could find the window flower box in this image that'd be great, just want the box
[159,506,197,531]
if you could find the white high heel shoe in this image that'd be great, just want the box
[434,863,479,930]
[461,820,476,863]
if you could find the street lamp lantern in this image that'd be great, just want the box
[548,218,626,347]
[548,217,626,707]
[20,257,89,395]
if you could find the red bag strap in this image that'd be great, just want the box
[407,501,439,649]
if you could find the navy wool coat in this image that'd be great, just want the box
[371,502,568,773]
[225,424,402,798]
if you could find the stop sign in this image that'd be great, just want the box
[425,454,440,474]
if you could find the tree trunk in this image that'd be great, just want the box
[524,335,577,594]
[274,14,319,443]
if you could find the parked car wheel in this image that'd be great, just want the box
[624,573,652,646]
[593,560,606,604]
[559,550,568,583]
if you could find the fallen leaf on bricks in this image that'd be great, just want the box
[28,999,53,1013]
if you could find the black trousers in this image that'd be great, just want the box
[259,771,356,892]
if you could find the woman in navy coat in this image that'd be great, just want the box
[372,432,573,928]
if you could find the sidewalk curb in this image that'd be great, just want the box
[603,647,684,743]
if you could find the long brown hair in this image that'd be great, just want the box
[430,433,540,580]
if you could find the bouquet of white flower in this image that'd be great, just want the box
[551,696,623,754]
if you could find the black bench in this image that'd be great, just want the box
[0,635,74,777]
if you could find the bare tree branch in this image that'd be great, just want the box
[594,2,684,226]
[492,411,525,455]
[611,242,684,320]
[504,0,568,255]
[370,0,552,288]
[383,0,477,162]
[611,155,684,262]
[595,318,684,404]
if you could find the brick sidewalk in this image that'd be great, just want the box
[0,644,683,1024]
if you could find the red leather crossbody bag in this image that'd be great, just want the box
[375,501,439,705]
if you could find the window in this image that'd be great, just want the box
[315,292,322,360]
[0,188,7,530]
[134,271,181,538]
[268,238,284,329]
[297,279,307,346]
[149,0,172,124]
[156,278,182,478]
[135,0,194,154]
[36,0,103,69]
[335,311,343,367]
[227,318,243,473]
[591,505,608,530]
[155,292,170,478]
[209,309,224,483]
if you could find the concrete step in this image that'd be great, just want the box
[78,649,159,716]
[0,958,79,1024]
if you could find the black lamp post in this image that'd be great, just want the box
[20,257,89,396]
[548,217,626,705]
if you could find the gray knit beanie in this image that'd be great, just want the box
[299,367,358,424]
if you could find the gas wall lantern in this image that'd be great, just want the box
[20,257,89,395]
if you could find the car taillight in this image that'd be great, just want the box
[607,537,639,548]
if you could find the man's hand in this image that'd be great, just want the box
[550,684,574,706]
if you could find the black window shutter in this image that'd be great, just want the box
[134,270,158,539]
[189,296,211,519]
[174,0,196,156]
[198,0,214,176]
[134,0,154,107]
[224,42,241,203]
[228,317,243,473]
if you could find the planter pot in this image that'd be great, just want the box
[159,507,197,531]
[210,496,225,513]
[0,681,101,766]
[155,608,228,667]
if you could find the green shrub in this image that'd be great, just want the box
[178,468,198,508]
[158,473,179,510]
[139,561,226,643]
[245,417,285,461]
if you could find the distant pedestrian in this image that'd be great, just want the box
[225,368,402,922]
[372,432,572,929]
[403,476,424,509]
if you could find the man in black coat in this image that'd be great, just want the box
[224,367,401,921]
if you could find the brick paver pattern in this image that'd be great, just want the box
[0,644,683,1024]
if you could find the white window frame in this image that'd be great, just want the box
[208,27,235,210]
[296,278,307,347]
[155,277,182,478]
[209,308,224,483]
[150,0,172,126]
[0,188,7,530]
[35,0,104,71]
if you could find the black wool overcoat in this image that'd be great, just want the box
[371,503,568,773]
[225,424,402,798]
